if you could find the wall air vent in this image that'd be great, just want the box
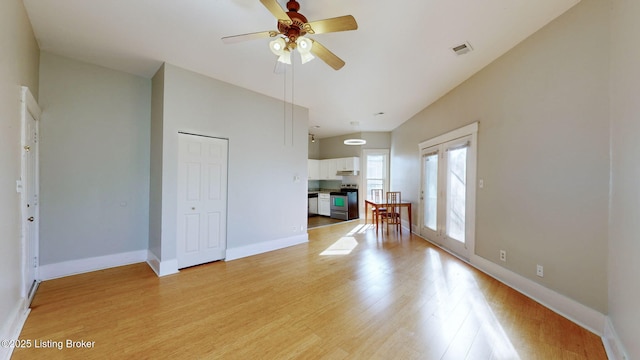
[451,42,473,56]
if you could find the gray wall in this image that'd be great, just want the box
[0,0,40,340]
[151,63,308,263]
[149,64,164,259]
[609,0,640,357]
[391,0,609,313]
[38,53,151,264]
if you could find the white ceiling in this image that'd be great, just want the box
[23,0,579,138]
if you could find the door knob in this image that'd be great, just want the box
[27,217,34,222]
[24,145,31,152]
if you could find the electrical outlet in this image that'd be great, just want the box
[536,264,544,277]
[499,250,507,262]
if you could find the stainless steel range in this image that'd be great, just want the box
[329,184,359,220]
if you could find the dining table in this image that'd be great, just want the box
[364,199,412,232]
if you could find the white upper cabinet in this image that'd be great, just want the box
[335,157,360,172]
[308,159,320,180]
[309,157,360,180]
[319,159,339,180]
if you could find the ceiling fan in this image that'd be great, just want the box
[222,0,358,70]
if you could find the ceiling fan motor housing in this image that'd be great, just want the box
[278,0,309,46]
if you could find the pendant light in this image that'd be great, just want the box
[344,121,366,145]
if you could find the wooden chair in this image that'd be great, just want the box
[381,191,402,234]
[370,189,386,233]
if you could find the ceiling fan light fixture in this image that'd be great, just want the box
[296,37,315,64]
[269,38,287,55]
[277,52,292,64]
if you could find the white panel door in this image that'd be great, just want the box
[177,133,228,269]
[23,110,39,301]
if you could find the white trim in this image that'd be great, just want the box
[21,86,41,119]
[469,254,606,335]
[418,121,478,150]
[146,251,179,277]
[413,232,607,338]
[0,299,30,360]
[417,121,478,260]
[603,317,629,360]
[225,234,309,261]
[39,250,148,280]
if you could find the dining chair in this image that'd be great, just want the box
[382,191,402,234]
[371,189,386,233]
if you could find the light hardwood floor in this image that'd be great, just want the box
[13,222,606,359]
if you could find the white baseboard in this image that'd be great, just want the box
[39,250,148,280]
[411,232,606,336]
[0,299,30,360]
[146,251,179,277]
[603,317,629,360]
[470,254,606,336]
[225,234,309,261]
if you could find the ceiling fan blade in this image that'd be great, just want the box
[310,40,345,70]
[260,0,291,22]
[222,30,278,44]
[306,15,358,34]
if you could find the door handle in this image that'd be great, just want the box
[27,216,34,222]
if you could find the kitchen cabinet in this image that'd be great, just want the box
[335,157,360,172]
[318,193,331,216]
[309,157,360,180]
[319,159,339,180]
[308,159,320,180]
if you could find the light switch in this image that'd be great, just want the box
[479,179,484,188]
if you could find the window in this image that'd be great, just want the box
[363,149,389,200]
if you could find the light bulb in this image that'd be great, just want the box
[269,38,287,56]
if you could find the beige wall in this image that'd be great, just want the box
[317,131,391,159]
[0,0,40,344]
[391,0,609,313]
[609,0,640,357]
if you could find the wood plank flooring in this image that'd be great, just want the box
[13,222,607,359]
[307,215,347,229]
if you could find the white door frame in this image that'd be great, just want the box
[418,122,478,260]
[20,86,41,305]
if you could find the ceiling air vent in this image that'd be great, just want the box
[451,42,473,56]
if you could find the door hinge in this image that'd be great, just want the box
[33,256,38,268]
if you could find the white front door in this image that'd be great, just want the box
[21,87,40,303]
[177,133,228,269]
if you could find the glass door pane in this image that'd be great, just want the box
[423,153,438,231]
[446,146,467,243]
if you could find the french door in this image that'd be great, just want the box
[419,123,477,259]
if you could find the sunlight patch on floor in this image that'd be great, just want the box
[320,236,359,256]
[427,248,520,359]
[346,224,370,235]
